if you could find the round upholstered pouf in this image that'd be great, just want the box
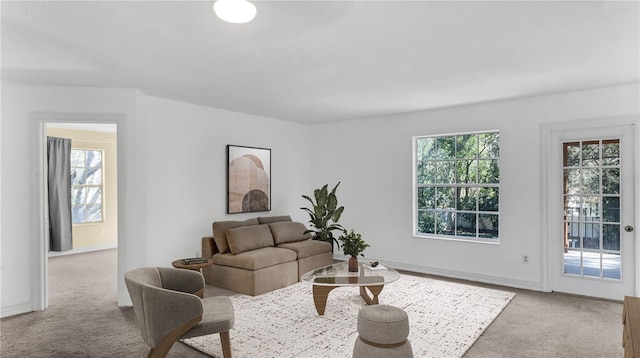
[353,304,413,358]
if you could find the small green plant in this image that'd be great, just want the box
[301,182,346,249]
[338,230,370,258]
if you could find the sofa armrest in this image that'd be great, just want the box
[202,236,218,258]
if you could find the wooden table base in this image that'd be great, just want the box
[312,284,385,315]
[360,285,383,305]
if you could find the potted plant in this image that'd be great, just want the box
[301,182,346,251]
[338,229,370,272]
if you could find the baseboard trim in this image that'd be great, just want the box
[48,243,117,257]
[118,295,133,308]
[333,254,543,292]
[1,301,33,318]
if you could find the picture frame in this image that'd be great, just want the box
[227,145,271,214]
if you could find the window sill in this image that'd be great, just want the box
[72,222,105,226]
[413,234,500,245]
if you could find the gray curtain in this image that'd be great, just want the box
[47,136,73,251]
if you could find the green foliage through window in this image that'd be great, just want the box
[415,131,500,240]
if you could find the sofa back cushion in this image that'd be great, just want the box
[212,218,260,254]
[226,224,275,254]
[258,215,292,224]
[269,221,311,245]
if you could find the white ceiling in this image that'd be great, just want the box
[2,1,639,124]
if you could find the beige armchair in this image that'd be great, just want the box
[125,267,234,358]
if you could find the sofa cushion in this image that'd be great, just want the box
[226,224,275,255]
[212,218,259,254]
[269,221,311,244]
[212,247,297,270]
[276,240,332,259]
[257,215,292,224]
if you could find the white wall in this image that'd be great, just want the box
[0,82,137,316]
[0,82,310,316]
[309,83,640,290]
[2,81,637,317]
[134,93,311,267]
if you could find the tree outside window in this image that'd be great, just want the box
[415,131,500,241]
[71,149,103,223]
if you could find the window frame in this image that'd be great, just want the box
[413,130,500,243]
[70,147,105,224]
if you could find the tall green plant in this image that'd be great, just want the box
[301,182,346,248]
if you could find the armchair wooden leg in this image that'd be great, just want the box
[147,315,202,358]
[220,330,232,358]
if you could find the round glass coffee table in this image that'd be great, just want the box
[301,262,400,315]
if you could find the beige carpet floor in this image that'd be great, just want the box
[0,249,624,357]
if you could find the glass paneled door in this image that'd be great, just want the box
[549,123,635,300]
[563,139,621,280]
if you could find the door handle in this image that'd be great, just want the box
[625,226,634,232]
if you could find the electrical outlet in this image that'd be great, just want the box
[522,255,529,263]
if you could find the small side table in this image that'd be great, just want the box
[171,258,213,298]
[171,258,213,272]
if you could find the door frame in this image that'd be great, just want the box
[542,115,640,299]
[30,112,124,311]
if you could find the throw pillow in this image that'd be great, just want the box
[212,218,260,254]
[226,224,275,255]
[269,221,311,245]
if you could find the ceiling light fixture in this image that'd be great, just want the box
[213,0,257,24]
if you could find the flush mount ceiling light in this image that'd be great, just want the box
[213,0,257,24]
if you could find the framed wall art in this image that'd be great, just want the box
[227,145,271,214]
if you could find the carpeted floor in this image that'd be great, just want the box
[0,249,624,357]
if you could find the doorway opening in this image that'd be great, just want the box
[32,114,123,311]
[46,123,118,257]
[544,119,637,301]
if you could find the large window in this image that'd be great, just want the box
[71,149,104,223]
[414,131,500,241]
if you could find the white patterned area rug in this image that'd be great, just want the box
[182,274,515,358]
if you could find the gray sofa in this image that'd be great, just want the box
[201,215,333,296]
